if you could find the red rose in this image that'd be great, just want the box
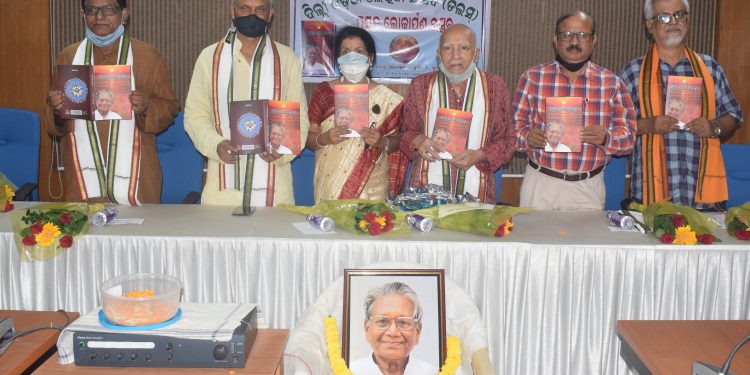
[29,221,43,234]
[736,229,750,241]
[671,215,685,227]
[4,201,12,212]
[696,234,714,244]
[383,211,393,220]
[368,222,382,235]
[59,235,73,248]
[59,212,71,224]
[22,235,37,246]
[494,225,506,238]
[364,212,376,222]
[660,232,674,244]
[383,223,393,233]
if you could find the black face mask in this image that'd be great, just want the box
[555,52,591,73]
[233,14,267,38]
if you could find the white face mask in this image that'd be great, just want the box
[337,51,370,83]
[339,63,369,83]
[438,50,477,84]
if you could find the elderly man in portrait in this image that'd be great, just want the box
[399,24,515,204]
[269,123,292,154]
[543,121,572,152]
[185,0,309,207]
[665,97,686,120]
[620,0,743,209]
[44,0,179,205]
[514,10,636,210]
[302,44,329,75]
[350,282,437,375]
[93,88,122,120]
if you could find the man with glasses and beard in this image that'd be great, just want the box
[620,0,743,209]
[185,0,309,207]
[514,10,636,210]
[44,0,179,205]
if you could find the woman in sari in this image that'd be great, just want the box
[306,26,407,202]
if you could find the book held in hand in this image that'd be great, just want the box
[57,65,132,121]
[301,21,335,77]
[229,100,301,155]
[544,97,583,153]
[432,108,472,160]
[665,75,703,129]
[333,84,369,137]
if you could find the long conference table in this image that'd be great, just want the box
[1,202,749,374]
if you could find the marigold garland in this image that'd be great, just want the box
[1,184,14,212]
[324,316,461,375]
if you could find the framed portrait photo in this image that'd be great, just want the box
[342,269,446,374]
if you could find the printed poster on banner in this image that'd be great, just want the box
[291,0,490,82]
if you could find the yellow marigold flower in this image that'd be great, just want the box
[375,215,386,226]
[358,219,369,230]
[673,225,697,245]
[34,222,61,247]
[4,185,14,200]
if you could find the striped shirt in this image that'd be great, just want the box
[619,53,744,209]
[514,60,636,172]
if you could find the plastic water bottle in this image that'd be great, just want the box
[307,214,335,232]
[606,210,634,230]
[406,214,433,232]
[91,207,118,226]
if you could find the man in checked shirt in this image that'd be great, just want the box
[620,0,743,210]
[514,10,636,210]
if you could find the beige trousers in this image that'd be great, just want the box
[519,164,605,210]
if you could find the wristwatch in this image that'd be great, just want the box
[712,120,722,138]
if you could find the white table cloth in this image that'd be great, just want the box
[1,203,749,374]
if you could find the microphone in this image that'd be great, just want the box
[0,317,15,356]
[692,333,750,375]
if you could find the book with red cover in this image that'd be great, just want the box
[301,21,335,77]
[333,84,369,136]
[267,100,301,155]
[665,75,703,127]
[432,107,472,159]
[230,100,301,155]
[57,64,132,120]
[230,100,270,155]
[57,65,92,119]
[544,97,583,153]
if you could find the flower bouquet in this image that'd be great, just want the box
[0,173,16,212]
[641,202,720,244]
[281,200,409,236]
[410,204,532,238]
[11,203,103,261]
[726,201,750,240]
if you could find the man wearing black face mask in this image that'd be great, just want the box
[44,0,179,205]
[185,0,309,207]
[513,10,636,210]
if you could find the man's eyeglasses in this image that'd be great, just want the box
[651,11,689,24]
[556,32,593,42]
[83,5,122,17]
[370,316,418,331]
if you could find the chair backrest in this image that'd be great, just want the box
[0,108,40,200]
[604,155,628,210]
[291,148,315,206]
[156,112,204,203]
[721,143,750,207]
